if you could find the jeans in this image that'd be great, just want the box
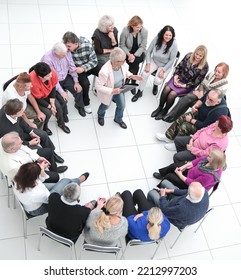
[98,93,125,123]
[147,189,161,207]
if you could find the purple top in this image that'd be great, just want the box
[41,50,78,94]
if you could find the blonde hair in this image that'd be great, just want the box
[208,149,226,170]
[147,207,163,240]
[98,15,115,33]
[95,196,123,234]
[190,45,208,69]
[14,72,31,87]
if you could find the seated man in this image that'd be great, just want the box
[29,62,70,134]
[147,182,209,229]
[41,42,86,117]
[46,180,95,243]
[156,89,229,142]
[0,99,65,166]
[0,132,65,182]
[62,31,100,114]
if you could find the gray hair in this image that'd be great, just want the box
[209,89,225,101]
[188,182,204,201]
[98,15,114,33]
[110,47,126,63]
[1,132,20,152]
[52,42,67,53]
[63,183,81,203]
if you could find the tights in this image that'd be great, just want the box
[159,86,177,113]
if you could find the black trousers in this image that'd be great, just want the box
[23,128,55,150]
[126,54,144,76]
[121,189,155,218]
[77,65,101,106]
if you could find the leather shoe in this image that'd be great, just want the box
[80,172,90,182]
[58,124,71,134]
[57,166,68,173]
[131,88,136,95]
[151,107,162,118]
[131,90,142,102]
[114,120,127,129]
[162,115,175,123]
[155,110,168,120]
[153,172,163,180]
[63,114,69,123]
[44,127,52,136]
[98,117,104,126]
[152,85,158,95]
[75,104,86,117]
[53,152,64,163]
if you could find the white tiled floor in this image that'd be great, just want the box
[0,0,240,260]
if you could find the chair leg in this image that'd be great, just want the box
[71,246,77,260]
[170,229,185,249]
[37,233,42,251]
[194,208,213,233]
[91,76,96,91]
[151,240,162,259]
[22,215,27,239]
[7,186,10,208]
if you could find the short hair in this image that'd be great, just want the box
[218,115,233,133]
[95,196,123,234]
[98,15,115,33]
[63,183,81,203]
[215,62,229,79]
[1,131,20,152]
[14,72,31,87]
[127,15,143,32]
[208,88,225,101]
[147,207,163,240]
[188,182,204,201]
[4,99,23,115]
[14,162,41,192]
[52,42,68,53]
[110,47,126,62]
[208,149,226,170]
[34,62,51,78]
[62,31,79,44]
[190,45,208,69]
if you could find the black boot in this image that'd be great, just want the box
[155,109,168,120]
[131,90,143,102]
[151,106,163,118]
[152,85,158,95]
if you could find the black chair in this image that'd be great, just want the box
[3,75,18,91]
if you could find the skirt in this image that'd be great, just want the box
[166,77,192,96]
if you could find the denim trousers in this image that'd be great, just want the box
[98,93,125,123]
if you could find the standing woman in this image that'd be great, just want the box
[96,47,143,129]
[132,25,177,102]
[119,15,148,94]
[162,62,229,122]
[92,15,118,68]
[152,45,209,120]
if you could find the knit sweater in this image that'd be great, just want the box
[84,208,128,246]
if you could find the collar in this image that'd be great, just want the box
[6,114,17,124]
[61,195,79,205]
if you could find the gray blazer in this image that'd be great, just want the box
[119,26,148,57]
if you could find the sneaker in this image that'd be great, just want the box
[84,105,92,114]
[164,143,176,151]
[155,133,173,143]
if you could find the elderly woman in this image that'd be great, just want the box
[120,189,170,242]
[84,195,128,246]
[92,15,118,68]
[119,15,148,94]
[96,47,143,129]
[132,25,178,102]
[166,115,233,163]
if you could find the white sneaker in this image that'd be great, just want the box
[155,133,173,143]
[164,143,176,151]
[84,106,92,114]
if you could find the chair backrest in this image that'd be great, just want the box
[209,182,219,198]
[3,75,18,91]
[82,242,121,259]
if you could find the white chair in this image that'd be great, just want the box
[122,238,163,260]
[81,242,121,259]
[38,226,77,260]
[170,182,219,249]
[0,172,15,208]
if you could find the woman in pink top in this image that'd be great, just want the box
[173,115,233,163]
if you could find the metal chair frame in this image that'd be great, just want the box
[81,242,121,259]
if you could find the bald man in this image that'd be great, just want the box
[147,182,209,229]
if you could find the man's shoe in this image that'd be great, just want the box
[131,90,143,102]
[155,109,168,120]
[131,88,136,95]
[84,105,92,114]
[98,117,104,126]
[57,166,68,173]
[162,115,175,123]
[75,104,86,117]
[164,143,177,151]
[151,107,162,118]
[44,127,52,136]
[152,85,158,95]
[53,152,64,163]
[114,120,127,129]
[63,114,69,123]
[155,133,173,142]
[80,172,90,182]
[153,172,163,180]
[58,124,71,134]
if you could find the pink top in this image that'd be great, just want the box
[191,122,228,157]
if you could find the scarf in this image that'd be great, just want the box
[198,159,220,183]
[201,72,228,91]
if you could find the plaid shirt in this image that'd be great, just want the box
[71,36,98,72]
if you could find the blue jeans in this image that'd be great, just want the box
[98,93,125,123]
